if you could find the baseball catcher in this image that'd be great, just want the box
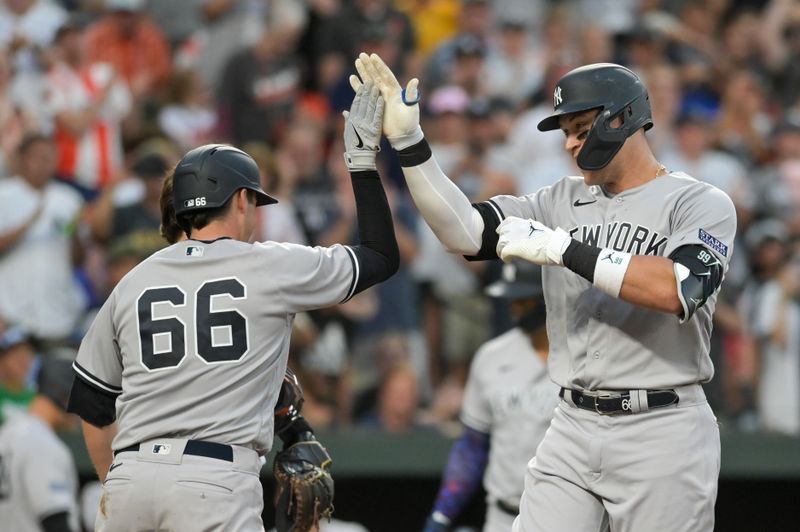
[273,369,334,532]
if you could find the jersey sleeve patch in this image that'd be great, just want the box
[698,228,728,257]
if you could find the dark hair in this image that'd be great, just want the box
[18,133,53,155]
[174,188,256,237]
[159,169,183,244]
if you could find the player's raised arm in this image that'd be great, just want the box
[351,52,486,256]
[341,79,400,292]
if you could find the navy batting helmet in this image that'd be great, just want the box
[173,144,277,215]
[538,63,653,170]
[485,260,544,300]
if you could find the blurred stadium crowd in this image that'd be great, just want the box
[1,0,800,444]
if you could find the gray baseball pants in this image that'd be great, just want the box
[512,385,719,532]
[96,438,264,532]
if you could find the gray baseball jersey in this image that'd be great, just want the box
[461,327,559,506]
[74,238,358,454]
[0,411,79,532]
[485,172,737,390]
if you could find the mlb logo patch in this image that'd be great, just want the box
[698,229,728,257]
[186,246,204,257]
[152,443,172,455]
[185,199,195,208]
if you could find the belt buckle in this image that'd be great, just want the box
[594,392,621,415]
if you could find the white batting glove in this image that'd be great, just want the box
[349,52,423,150]
[496,216,572,266]
[343,81,384,171]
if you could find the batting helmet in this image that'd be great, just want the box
[173,144,277,216]
[537,63,653,171]
[485,260,544,300]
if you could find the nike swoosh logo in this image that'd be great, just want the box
[109,463,123,472]
[354,129,364,149]
[573,199,597,207]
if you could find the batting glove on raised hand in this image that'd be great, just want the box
[349,52,423,150]
[496,216,572,266]
[343,80,384,171]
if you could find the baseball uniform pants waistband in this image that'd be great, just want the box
[115,439,237,461]
[560,384,706,415]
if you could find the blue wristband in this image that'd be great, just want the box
[401,88,420,106]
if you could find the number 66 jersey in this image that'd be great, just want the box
[71,238,358,455]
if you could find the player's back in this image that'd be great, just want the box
[86,237,355,455]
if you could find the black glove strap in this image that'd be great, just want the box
[279,416,314,447]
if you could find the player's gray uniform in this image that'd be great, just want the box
[483,173,736,532]
[0,411,79,532]
[74,238,360,531]
[460,327,559,532]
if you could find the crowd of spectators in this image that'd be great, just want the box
[1,0,800,443]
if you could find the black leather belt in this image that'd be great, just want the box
[560,387,679,415]
[114,440,234,462]
[495,500,520,516]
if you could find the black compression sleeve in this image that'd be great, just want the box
[464,201,505,261]
[349,169,400,294]
[66,375,117,427]
[278,416,315,447]
[561,239,602,282]
[397,138,433,166]
[41,511,72,532]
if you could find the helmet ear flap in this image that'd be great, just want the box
[576,109,627,170]
[576,91,654,171]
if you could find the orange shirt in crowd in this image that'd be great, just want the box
[84,16,172,96]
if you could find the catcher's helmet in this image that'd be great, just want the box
[173,144,277,216]
[538,63,653,170]
[485,260,544,300]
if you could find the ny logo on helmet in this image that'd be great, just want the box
[553,86,563,107]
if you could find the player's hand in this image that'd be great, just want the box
[343,80,384,171]
[496,216,571,266]
[350,52,423,150]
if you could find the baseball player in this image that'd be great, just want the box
[355,54,736,532]
[158,150,334,532]
[66,81,398,531]
[0,357,80,532]
[423,261,560,532]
